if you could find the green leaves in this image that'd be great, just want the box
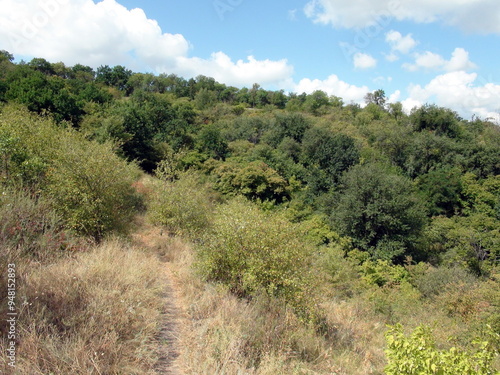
[331,163,427,261]
[197,198,318,320]
[0,106,141,241]
[212,159,291,203]
[385,324,499,375]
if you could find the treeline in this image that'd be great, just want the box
[1,50,500,271]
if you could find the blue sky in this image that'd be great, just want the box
[1,0,500,121]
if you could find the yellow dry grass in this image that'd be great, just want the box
[0,238,166,374]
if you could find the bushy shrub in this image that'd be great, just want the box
[360,259,409,288]
[385,324,499,375]
[197,198,317,320]
[45,137,141,240]
[147,171,214,236]
[0,188,77,258]
[212,159,291,202]
[0,105,142,240]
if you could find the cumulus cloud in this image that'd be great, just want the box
[403,48,477,72]
[353,52,377,69]
[0,0,294,87]
[387,89,401,103]
[170,53,294,88]
[304,0,500,34]
[402,71,500,120]
[385,30,417,58]
[294,74,369,103]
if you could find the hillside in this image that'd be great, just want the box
[0,52,499,374]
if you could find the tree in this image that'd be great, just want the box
[96,65,132,92]
[71,63,95,82]
[194,88,218,110]
[417,167,464,217]
[0,50,14,62]
[388,101,404,121]
[364,89,386,108]
[304,90,330,115]
[196,124,228,159]
[28,57,55,75]
[331,163,427,261]
[249,83,261,108]
[410,104,461,138]
[262,112,310,147]
[302,128,360,193]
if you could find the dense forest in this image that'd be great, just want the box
[0,50,499,374]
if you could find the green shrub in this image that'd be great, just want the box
[385,324,499,375]
[197,198,317,320]
[0,105,142,240]
[45,138,141,240]
[360,259,409,288]
[147,171,214,236]
[212,159,291,202]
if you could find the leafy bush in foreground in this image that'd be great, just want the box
[0,105,141,240]
[197,198,317,319]
[385,324,499,375]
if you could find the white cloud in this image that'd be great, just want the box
[403,51,445,71]
[386,30,417,55]
[403,71,500,120]
[445,48,477,72]
[403,48,477,72]
[171,53,294,88]
[294,74,369,103]
[387,89,401,103]
[0,0,294,88]
[304,0,500,34]
[353,52,377,69]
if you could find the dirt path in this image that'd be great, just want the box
[154,262,181,374]
[131,220,186,375]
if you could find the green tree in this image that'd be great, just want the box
[411,104,461,138]
[417,167,464,217]
[304,90,330,115]
[0,50,14,62]
[196,124,228,159]
[262,112,310,147]
[96,65,132,92]
[302,128,360,193]
[331,163,427,261]
[194,88,218,110]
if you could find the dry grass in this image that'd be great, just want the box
[0,239,165,374]
[160,232,351,374]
